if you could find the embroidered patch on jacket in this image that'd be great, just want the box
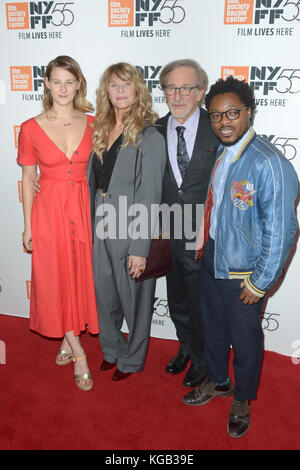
[231,180,256,210]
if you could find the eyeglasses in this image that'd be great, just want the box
[161,85,200,96]
[208,107,248,123]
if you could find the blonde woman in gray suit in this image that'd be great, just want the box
[87,63,166,380]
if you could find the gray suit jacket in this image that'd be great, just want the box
[87,126,166,260]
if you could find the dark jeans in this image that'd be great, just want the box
[199,238,264,401]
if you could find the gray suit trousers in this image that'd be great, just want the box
[93,194,156,373]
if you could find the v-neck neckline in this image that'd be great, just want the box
[33,116,88,161]
[106,133,123,153]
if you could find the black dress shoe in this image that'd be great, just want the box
[100,359,117,371]
[112,369,132,381]
[165,353,190,375]
[227,399,250,438]
[183,364,206,388]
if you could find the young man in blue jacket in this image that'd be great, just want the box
[183,76,298,438]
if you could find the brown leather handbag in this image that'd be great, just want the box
[133,147,172,282]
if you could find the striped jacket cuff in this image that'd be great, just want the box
[244,277,265,298]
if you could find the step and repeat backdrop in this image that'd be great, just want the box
[0,0,300,358]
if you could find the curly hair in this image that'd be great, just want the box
[92,62,158,161]
[205,76,256,122]
[42,55,93,113]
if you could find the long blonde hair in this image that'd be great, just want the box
[92,62,158,161]
[42,55,94,113]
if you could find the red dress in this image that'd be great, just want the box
[17,115,99,337]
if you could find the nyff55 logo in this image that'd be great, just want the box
[6,1,75,29]
[108,0,185,27]
[261,135,299,160]
[224,0,300,24]
[221,66,300,95]
[136,65,162,92]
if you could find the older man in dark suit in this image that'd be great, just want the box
[157,59,218,387]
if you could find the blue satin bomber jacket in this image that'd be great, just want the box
[210,128,299,297]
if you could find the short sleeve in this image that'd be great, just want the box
[17,120,38,166]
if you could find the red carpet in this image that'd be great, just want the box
[0,313,299,450]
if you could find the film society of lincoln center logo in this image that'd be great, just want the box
[224,0,300,36]
[108,0,186,37]
[10,65,45,100]
[6,2,76,39]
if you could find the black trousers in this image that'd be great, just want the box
[199,238,264,401]
[166,238,205,367]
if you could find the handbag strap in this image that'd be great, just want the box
[129,147,140,242]
[133,146,140,203]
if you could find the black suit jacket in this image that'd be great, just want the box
[157,108,219,246]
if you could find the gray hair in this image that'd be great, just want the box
[159,59,208,106]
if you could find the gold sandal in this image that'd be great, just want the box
[55,348,73,366]
[73,355,93,392]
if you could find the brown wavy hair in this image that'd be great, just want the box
[92,62,158,161]
[42,55,93,113]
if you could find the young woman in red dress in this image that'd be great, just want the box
[17,56,99,391]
